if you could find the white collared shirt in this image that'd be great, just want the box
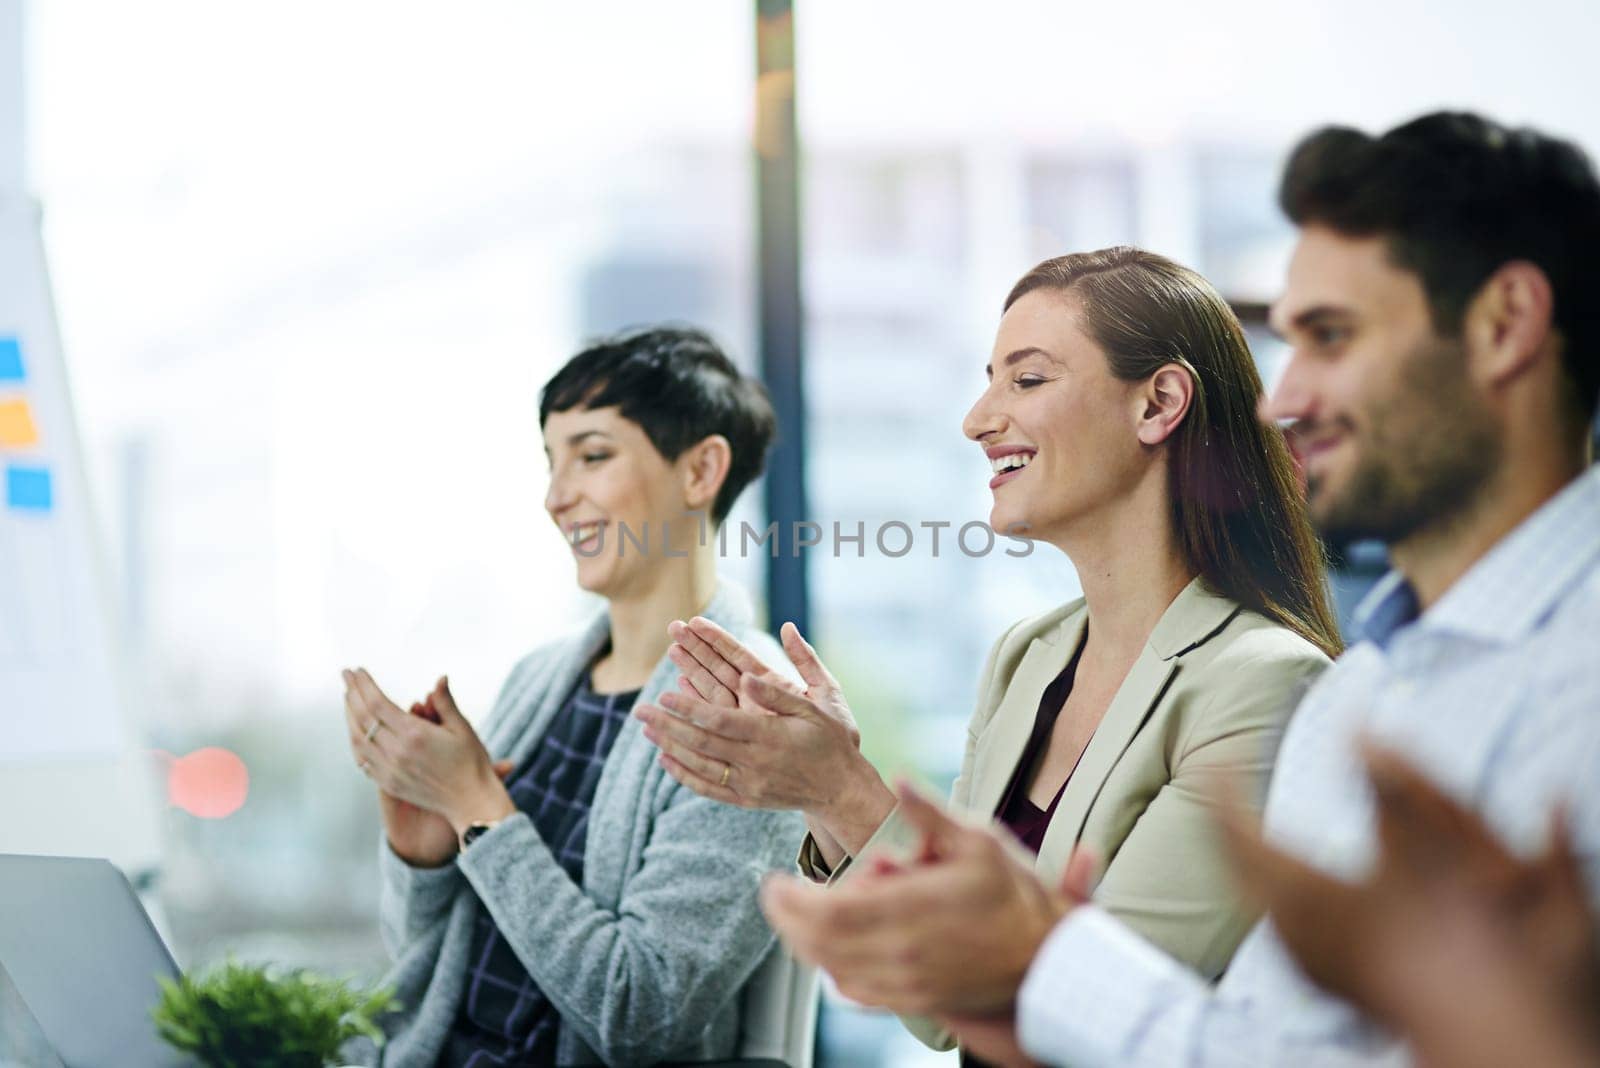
[1017,465,1600,1067]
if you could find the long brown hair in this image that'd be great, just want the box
[1006,247,1343,658]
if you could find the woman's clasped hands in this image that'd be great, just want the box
[342,668,514,868]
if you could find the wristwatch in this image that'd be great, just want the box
[458,819,505,853]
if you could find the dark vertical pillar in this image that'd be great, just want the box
[754,0,810,636]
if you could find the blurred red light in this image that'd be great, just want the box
[168,747,250,819]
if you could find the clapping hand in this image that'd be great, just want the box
[343,670,515,866]
[634,618,893,858]
[759,782,1093,1019]
[1219,742,1600,1068]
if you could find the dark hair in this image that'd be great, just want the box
[1280,111,1600,423]
[1006,248,1343,659]
[539,326,776,523]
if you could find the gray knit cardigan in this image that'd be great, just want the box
[354,584,803,1067]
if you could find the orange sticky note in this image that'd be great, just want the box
[0,397,39,448]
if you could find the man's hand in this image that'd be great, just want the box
[758,782,1093,1018]
[1219,742,1600,1068]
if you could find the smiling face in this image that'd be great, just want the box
[542,405,690,599]
[962,288,1153,546]
[1263,225,1500,547]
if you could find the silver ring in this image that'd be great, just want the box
[364,719,382,742]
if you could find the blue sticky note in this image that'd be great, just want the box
[0,338,21,382]
[5,465,52,511]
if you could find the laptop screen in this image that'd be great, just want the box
[0,855,183,1068]
[0,957,66,1068]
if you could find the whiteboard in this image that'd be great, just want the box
[0,194,161,868]
[0,196,125,759]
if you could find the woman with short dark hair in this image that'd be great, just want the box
[342,326,801,1067]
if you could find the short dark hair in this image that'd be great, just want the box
[539,326,776,523]
[1279,111,1600,422]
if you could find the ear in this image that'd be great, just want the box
[679,434,732,513]
[1136,363,1195,446]
[1463,260,1555,390]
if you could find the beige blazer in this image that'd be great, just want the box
[810,578,1329,1049]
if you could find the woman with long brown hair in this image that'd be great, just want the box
[633,247,1340,1050]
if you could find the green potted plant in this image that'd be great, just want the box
[151,959,398,1068]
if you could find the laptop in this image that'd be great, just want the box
[0,855,184,1068]
[1,956,66,1068]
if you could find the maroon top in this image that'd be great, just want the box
[965,646,1087,1068]
[995,643,1084,855]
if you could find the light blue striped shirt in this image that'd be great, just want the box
[1018,465,1600,1067]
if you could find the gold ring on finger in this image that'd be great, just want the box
[364,719,382,742]
[720,763,731,788]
